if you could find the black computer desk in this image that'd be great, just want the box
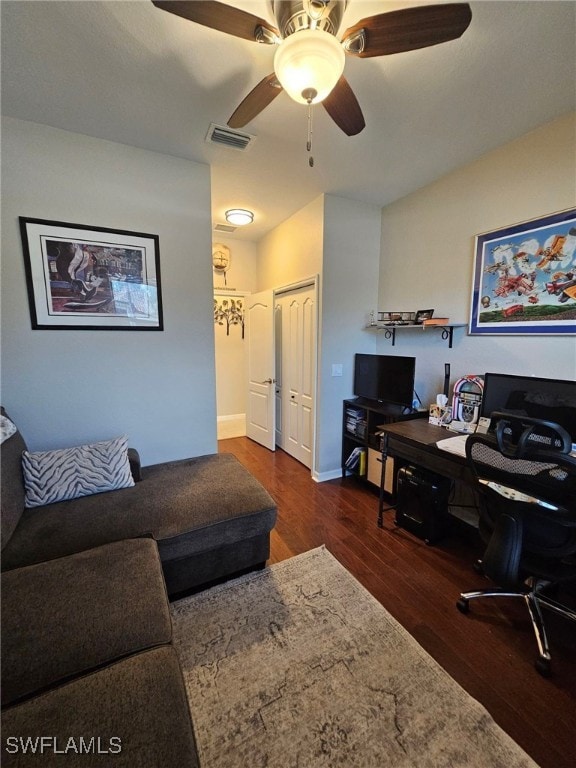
[377,419,475,528]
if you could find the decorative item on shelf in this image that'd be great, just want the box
[415,309,435,324]
[214,296,245,339]
[377,311,415,325]
[212,243,231,286]
[422,317,450,326]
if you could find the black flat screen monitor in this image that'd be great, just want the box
[480,372,576,443]
[353,354,415,407]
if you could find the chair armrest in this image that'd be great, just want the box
[128,448,142,482]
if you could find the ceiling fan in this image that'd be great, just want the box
[152,1,472,137]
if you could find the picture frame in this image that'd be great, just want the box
[469,208,576,336]
[415,309,434,324]
[19,217,163,331]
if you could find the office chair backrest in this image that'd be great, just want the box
[465,413,576,588]
[491,411,573,458]
[466,412,576,511]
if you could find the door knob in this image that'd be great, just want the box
[260,378,275,384]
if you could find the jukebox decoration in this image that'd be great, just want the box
[452,375,484,425]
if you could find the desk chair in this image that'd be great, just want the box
[457,412,576,676]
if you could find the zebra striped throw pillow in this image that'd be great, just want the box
[22,435,135,508]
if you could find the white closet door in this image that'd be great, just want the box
[276,285,316,468]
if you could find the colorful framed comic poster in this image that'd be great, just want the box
[20,217,163,330]
[469,208,576,336]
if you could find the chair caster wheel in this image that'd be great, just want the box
[473,560,484,575]
[456,598,470,614]
[535,657,551,677]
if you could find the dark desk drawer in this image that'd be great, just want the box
[387,437,471,484]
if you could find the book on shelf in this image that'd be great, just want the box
[345,447,366,474]
[345,407,367,438]
[422,317,450,326]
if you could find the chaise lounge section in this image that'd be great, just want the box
[1,408,277,596]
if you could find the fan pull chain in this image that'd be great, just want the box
[302,88,317,168]
[307,102,314,167]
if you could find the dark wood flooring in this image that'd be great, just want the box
[219,437,576,768]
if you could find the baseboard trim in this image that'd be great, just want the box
[217,414,246,440]
[312,468,343,483]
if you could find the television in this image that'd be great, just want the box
[353,353,416,407]
[480,373,576,444]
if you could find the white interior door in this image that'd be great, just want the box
[276,285,316,468]
[245,290,275,450]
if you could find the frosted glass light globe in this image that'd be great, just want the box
[274,29,345,104]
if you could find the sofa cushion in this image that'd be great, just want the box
[1,415,17,443]
[1,453,277,572]
[1,647,199,768]
[1,538,172,707]
[0,408,28,551]
[21,435,134,508]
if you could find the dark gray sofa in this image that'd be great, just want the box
[1,410,277,596]
[1,408,277,766]
[1,538,199,767]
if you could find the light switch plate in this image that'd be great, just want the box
[332,364,343,377]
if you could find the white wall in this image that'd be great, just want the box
[379,113,576,406]
[212,236,257,437]
[257,193,381,479]
[1,117,217,465]
[317,195,381,477]
[257,196,324,290]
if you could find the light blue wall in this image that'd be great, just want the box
[1,117,217,465]
[379,113,576,408]
[317,195,381,478]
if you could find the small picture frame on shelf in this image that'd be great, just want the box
[415,309,434,324]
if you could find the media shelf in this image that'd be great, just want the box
[363,323,467,348]
[342,398,426,490]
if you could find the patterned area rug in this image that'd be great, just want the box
[171,546,538,768]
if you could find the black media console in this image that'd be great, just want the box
[341,397,426,493]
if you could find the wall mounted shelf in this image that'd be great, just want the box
[363,323,467,348]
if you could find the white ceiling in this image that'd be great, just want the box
[2,1,575,241]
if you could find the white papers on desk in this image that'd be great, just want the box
[436,434,469,457]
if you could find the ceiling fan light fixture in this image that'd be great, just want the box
[274,28,345,105]
[225,208,254,226]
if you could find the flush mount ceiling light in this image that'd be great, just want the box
[273,28,345,105]
[225,209,254,226]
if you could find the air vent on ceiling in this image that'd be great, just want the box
[205,123,256,151]
[214,223,237,233]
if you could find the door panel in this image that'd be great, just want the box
[246,290,275,450]
[275,285,316,468]
[274,304,283,447]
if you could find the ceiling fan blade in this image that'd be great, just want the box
[341,3,472,58]
[322,76,365,136]
[228,74,283,128]
[152,1,279,42]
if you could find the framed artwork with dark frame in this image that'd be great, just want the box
[469,208,576,336]
[19,217,163,331]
